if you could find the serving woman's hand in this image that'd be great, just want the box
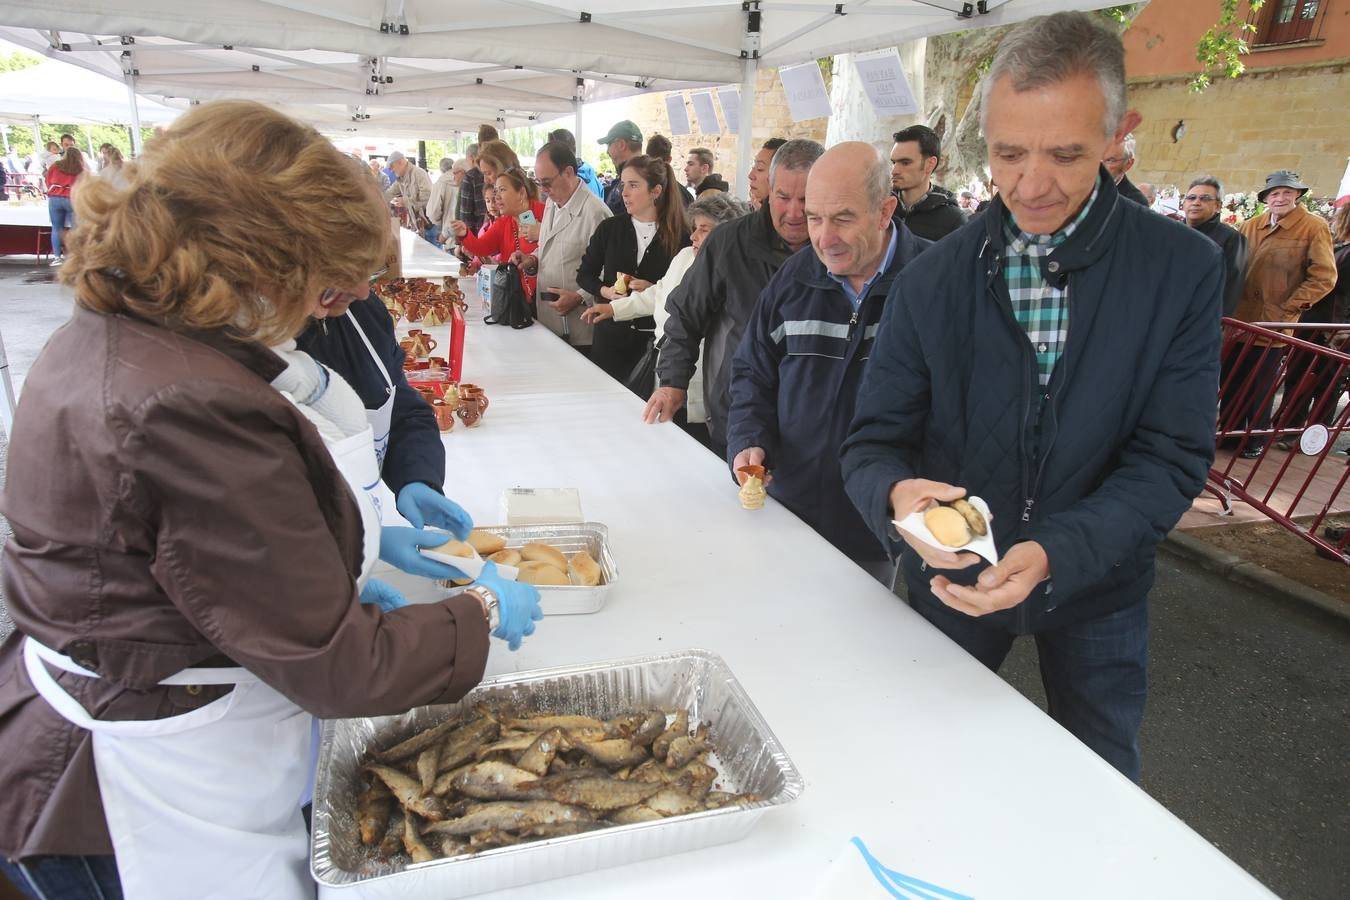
[580,303,614,324]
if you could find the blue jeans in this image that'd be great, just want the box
[423,224,440,245]
[47,196,74,257]
[0,855,122,900]
[909,588,1149,782]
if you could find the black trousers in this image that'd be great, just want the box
[589,320,649,395]
[1220,340,1285,441]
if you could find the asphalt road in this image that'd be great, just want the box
[0,263,1347,898]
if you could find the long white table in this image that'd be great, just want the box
[375,284,1275,899]
[0,203,52,228]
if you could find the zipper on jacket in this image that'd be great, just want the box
[845,308,860,340]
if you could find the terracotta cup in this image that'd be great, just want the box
[427,356,448,370]
[415,385,437,405]
[736,464,766,486]
[456,384,490,428]
[431,399,455,432]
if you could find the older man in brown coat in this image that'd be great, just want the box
[1223,170,1337,457]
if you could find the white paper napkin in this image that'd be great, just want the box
[421,535,520,581]
[892,496,999,565]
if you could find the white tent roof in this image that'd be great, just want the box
[0,1,1119,137]
[0,58,181,126]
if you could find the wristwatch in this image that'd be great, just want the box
[462,585,500,631]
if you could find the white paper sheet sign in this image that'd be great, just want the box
[851,47,919,117]
[778,61,832,122]
[717,87,740,134]
[690,91,720,134]
[664,93,692,136]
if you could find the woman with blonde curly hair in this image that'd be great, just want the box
[0,101,539,900]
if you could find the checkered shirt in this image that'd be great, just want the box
[1001,180,1100,385]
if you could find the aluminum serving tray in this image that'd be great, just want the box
[311,649,803,899]
[453,522,617,616]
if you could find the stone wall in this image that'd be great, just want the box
[619,66,829,191]
[1128,59,1350,198]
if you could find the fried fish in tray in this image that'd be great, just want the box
[349,702,757,866]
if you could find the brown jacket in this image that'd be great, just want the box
[0,308,489,859]
[1234,205,1338,343]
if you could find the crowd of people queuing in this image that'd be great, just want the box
[0,11,1345,896]
[374,11,1345,784]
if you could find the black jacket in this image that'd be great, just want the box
[576,214,689,334]
[1116,174,1149,206]
[1192,214,1249,316]
[295,293,445,498]
[727,226,930,561]
[842,174,1223,632]
[659,204,797,446]
[893,184,966,242]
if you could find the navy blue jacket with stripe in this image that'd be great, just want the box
[726,225,931,562]
[841,174,1223,631]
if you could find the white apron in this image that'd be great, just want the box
[23,328,398,899]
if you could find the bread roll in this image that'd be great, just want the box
[431,538,475,559]
[488,549,522,567]
[924,506,972,548]
[517,560,570,586]
[467,530,507,555]
[520,543,568,571]
[568,550,602,586]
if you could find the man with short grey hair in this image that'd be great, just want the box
[843,11,1222,781]
[383,150,433,228]
[648,139,825,456]
[1184,175,1247,315]
[1103,133,1148,205]
[727,142,927,573]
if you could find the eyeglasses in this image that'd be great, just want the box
[1182,194,1218,203]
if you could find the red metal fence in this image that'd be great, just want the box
[1207,319,1350,564]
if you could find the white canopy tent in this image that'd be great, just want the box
[0,0,1121,184]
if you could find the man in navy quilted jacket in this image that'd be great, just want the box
[841,12,1222,781]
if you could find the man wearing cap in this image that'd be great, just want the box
[598,120,644,216]
[384,150,433,229]
[1225,170,1338,456]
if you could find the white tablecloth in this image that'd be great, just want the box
[398,225,462,279]
[374,293,1274,900]
[0,203,52,228]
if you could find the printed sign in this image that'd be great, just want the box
[851,47,919,117]
[664,94,692,136]
[778,61,832,122]
[717,87,740,134]
[691,91,720,134]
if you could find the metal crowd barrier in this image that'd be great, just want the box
[1207,318,1349,564]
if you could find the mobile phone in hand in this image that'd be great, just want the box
[517,210,538,226]
[539,291,560,304]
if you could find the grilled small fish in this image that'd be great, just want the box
[516,728,570,777]
[644,787,702,817]
[437,717,501,772]
[416,747,439,795]
[438,836,469,859]
[467,828,523,851]
[631,759,717,799]
[608,805,665,825]
[357,780,393,846]
[704,791,759,810]
[403,814,437,863]
[519,821,605,839]
[631,709,668,748]
[422,801,596,837]
[364,764,446,821]
[378,807,405,859]
[652,709,688,762]
[431,760,475,797]
[373,714,465,763]
[474,731,544,759]
[452,761,548,800]
[572,738,649,770]
[525,774,662,813]
[503,713,606,734]
[665,723,710,769]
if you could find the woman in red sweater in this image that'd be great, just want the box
[450,167,544,298]
[45,147,85,266]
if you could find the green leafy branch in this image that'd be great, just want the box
[1191,0,1265,92]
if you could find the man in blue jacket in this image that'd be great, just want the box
[841,12,1222,781]
[728,143,928,577]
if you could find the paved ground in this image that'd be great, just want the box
[1,263,1347,898]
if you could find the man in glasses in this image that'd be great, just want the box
[1101,133,1148,206]
[1183,176,1247,316]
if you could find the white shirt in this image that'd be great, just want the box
[632,218,658,263]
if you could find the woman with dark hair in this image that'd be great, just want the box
[450,167,545,298]
[45,146,85,266]
[576,155,690,388]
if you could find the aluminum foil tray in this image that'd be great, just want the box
[454,522,617,616]
[311,649,803,898]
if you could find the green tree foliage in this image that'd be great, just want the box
[1191,0,1266,91]
[0,50,41,72]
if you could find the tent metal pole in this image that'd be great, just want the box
[735,1,762,199]
[1,125,9,155]
[124,73,144,157]
[573,77,584,145]
[30,119,42,155]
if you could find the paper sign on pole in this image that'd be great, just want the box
[778,61,832,122]
[664,94,692,136]
[691,91,720,134]
[851,47,919,117]
[717,87,740,135]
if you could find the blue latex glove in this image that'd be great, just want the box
[359,579,408,613]
[379,526,469,581]
[396,483,473,539]
[475,561,543,651]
